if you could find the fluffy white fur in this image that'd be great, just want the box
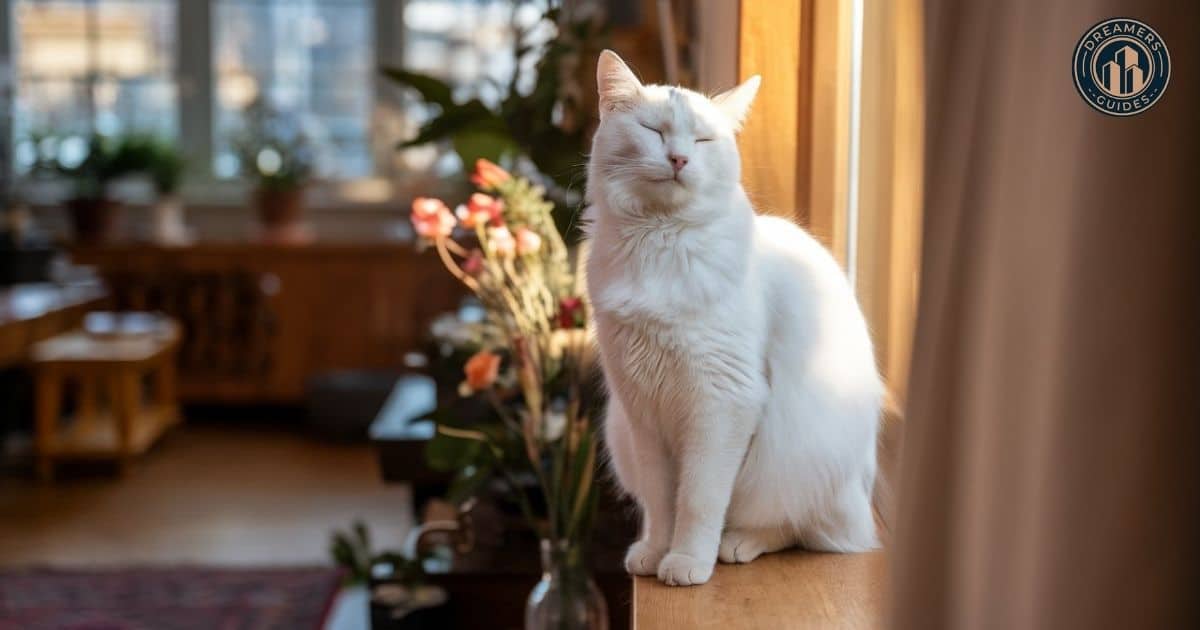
[585,50,882,587]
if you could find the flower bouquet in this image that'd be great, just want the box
[411,159,607,630]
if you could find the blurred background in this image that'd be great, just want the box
[4,1,1193,629]
[0,1,931,629]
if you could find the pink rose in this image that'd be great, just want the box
[411,197,456,239]
[457,193,504,228]
[515,227,542,255]
[488,226,516,257]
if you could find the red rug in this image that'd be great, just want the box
[0,567,342,630]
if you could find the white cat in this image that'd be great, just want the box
[585,50,882,587]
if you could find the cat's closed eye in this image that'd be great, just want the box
[695,137,714,143]
[639,123,664,141]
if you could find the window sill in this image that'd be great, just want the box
[16,172,466,214]
[632,551,886,629]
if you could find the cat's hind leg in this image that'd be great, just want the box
[718,525,796,563]
[799,481,879,553]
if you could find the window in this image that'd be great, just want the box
[402,0,548,107]
[10,0,177,168]
[212,0,373,179]
[2,0,554,199]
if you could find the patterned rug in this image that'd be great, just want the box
[0,567,342,630]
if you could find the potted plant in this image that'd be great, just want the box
[114,134,189,244]
[32,134,132,243]
[231,98,314,238]
[412,159,607,630]
[383,4,607,242]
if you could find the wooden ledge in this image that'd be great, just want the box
[633,550,886,629]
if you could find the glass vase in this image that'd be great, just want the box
[525,538,609,630]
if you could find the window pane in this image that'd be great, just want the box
[11,0,178,171]
[393,1,551,175]
[403,0,550,106]
[213,0,373,180]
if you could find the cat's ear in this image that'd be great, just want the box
[596,50,642,116]
[712,75,761,131]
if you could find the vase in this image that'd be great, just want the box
[150,196,192,245]
[525,538,608,630]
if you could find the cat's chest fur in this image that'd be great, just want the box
[587,215,767,421]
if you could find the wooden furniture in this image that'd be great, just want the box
[633,551,886,629]
[373,531,631,630]
[31,319,181,480]
[70,243,464,404]
[0,283,107,369]
[368,375,439,483]
[370,376,639,629]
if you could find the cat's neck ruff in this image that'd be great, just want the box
[587,187,754,320]
[591,185,754,247]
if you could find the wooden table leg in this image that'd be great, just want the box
[155,353,179,426]
[77,375,98,426]
[113,369,140,476]
[34,369,63,482]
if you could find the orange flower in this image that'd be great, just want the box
[463,350,501,391]
[470,159,511,190]
[411,197,456,239]
[457,193,504,228]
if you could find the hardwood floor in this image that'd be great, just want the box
[0,422,413,568]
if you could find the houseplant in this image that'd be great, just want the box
[113,134,189,244]
[231,98,314,237]
[384,2,606,240]
[411,159,607,630]
[32,133,133,243]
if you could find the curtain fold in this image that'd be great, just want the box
[890,2,1200,629]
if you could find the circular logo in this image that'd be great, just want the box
[1073,18,1170,116]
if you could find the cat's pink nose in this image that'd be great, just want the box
[668,154,689,172]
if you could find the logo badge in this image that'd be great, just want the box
[1073,18,1170,116]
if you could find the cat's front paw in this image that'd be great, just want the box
[624,541,667,576]
[656,552,714,586]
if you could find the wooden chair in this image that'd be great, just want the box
[31,319,181,480]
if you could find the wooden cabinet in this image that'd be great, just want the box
[71,243,464,404]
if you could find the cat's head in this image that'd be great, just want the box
[589,49,760,213]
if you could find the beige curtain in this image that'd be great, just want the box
[889,2,1199,629]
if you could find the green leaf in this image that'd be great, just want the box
[446,462,496,504]
[353,520,370,552]
[451,127,519,167]
[397,100,504,149]
[381,67,455,110]
[424,429,483,472]
[567,433,598,537]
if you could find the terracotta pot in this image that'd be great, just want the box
[66,198,121,243]
[255,187,306,229]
